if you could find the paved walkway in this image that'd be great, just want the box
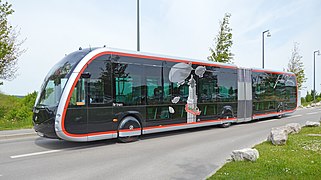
[0,129,36,140]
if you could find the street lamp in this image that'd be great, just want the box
[262,30,271,69]
[313,50,320,102]
[137,0,140,51]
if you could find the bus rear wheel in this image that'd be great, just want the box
[118,116,141,143]
[220,122,231,128]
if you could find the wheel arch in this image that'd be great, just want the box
[221,105,234,118]
[115,111,143,126]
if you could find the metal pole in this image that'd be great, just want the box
[314,51,316,102]
[137,0,140,51]
[262,32,264,69]
[262,30,269,69]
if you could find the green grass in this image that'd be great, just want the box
[209,126,321,180]
[0,92,36,130]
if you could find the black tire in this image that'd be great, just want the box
[118,136,139,143]
[220,122,231,128]
[118,116,141,143]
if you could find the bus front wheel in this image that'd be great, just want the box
[118,116,141,143]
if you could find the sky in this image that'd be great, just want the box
[1,0,321,96]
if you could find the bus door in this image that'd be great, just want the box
[86,61,115,135]
[65,77,88,135]
[237,69,252,122]
[86,82,114,134]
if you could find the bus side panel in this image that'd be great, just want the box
[64,107,88,135]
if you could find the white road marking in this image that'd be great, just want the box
[306,112,319,115]
[285,114,302,119]
[10,150,62,159]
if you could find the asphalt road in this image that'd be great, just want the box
[0,107,321,180]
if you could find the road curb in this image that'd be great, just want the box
[0,130,37,140]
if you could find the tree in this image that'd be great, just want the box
[305,90,312,102]
[286,42,306,90]
[311,89,317,101]
[208,13,233,63]
[0,0,25,85]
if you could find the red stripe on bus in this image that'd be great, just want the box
[110,51,237,69]
[252,69,295,76]
[143,118,236,130]
[118,128,142,133]
[61,130,118,138]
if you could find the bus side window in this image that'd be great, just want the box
[69,79,86,106]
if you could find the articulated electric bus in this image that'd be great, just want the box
[33,47,297,142]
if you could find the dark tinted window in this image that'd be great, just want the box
[198,70,219,103]
[85,57,113,106]
[285,75,297,110]
[217,68,237,102]
[113,62,145,106]
[252,72,297,113]
[145,65,171,105]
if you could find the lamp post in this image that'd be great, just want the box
[262,30,271,69]
[137,0,140,51]
[313,50,320,102]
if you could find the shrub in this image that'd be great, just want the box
[0,92,37,130]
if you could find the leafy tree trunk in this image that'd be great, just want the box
[286,42,306,90]
[208,13,233,63]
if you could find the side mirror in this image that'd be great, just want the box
[81,72,91,78]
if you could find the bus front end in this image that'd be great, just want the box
[33,49,91,139]
[33,105,58,138]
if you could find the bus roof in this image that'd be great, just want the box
[96,47,238,69]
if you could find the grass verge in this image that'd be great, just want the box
[209,126,321,179]
[0,92,36,130]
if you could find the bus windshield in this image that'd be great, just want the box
[35,49,92,107]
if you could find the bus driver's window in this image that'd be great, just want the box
[69,79,86,106]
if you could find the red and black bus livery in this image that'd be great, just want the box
[33,47,297,142]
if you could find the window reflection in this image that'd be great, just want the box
[114,63,144,106]
[87,57,113,106]
[252,72,297,113]
[217,69,237,102]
